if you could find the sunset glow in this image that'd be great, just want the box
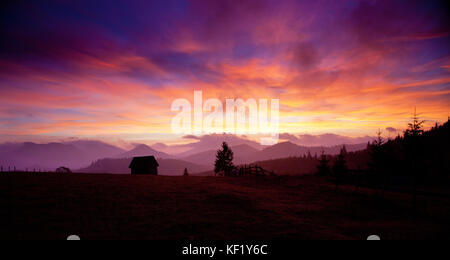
[1,0,449,145]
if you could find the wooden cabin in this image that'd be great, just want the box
[129,156,159,175]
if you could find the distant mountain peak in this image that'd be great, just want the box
[130,144,158,153]
[118,144,171,159]
[232,143,259,150]
[269,141,299,149]
[133,144,152,149]
[279,141,296,145]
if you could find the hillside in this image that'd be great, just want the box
[79,157,210,175]
[0,141,126,170]
[181,141,367,166]
[2,173,449,240]
[0,142,91,170]
[370,119,450,179]
[257,142,367,161]
[180,144,260,165]
[0,137,368,173]
[250,150,370,176]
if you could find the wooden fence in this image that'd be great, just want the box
[218,165,275,177]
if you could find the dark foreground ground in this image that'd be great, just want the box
[1,173,449,240]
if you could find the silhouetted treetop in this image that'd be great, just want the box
[214,142,234,176]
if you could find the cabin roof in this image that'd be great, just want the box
[129,156,159,169]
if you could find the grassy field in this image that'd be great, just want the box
[1,172,449,240]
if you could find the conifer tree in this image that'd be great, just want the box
[317,152,331,176]
[214,142,234,176]
[333,147,348,193]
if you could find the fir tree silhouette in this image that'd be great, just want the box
[214,142,234,176]
[333,146,348,193]
[404,108,425,209]
[369,129,388,197]
[317,151,331,176]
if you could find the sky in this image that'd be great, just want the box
[0,0,449,146]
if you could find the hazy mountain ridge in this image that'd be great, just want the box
[0,142,90,170]
[180,144,260,166]
[157,134,264,157]
[0,138,367,172]
[258,142,367,160]
[147,133,374,156]
[79,157,210,176]
[0,141,126,170]
[180,142,368,166]
[117,144,171,159]
[67,140,126,159]
[280,133,376,147]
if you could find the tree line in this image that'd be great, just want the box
[316,112,450,208]
[213,111,450,208]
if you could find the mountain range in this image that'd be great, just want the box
[0,141,125,171]
[0,139,369,174]
[116,144,171,159]
[180,142,367,166]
